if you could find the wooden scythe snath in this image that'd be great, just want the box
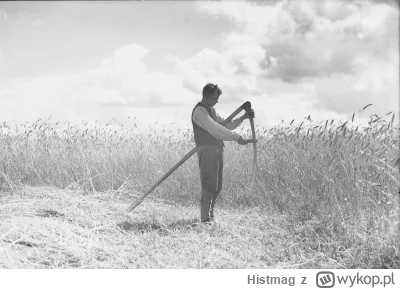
[126,102,257,212]
[245,106,257,193]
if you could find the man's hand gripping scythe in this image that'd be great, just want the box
[240,101,257,193]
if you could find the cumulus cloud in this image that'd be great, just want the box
[197,0,399,82]
[167,43,266,105]
[0,44,198,127]
[312,55,399,115]
[192,0,399,125]
[32,18,46,28]
[1,0,398,129]
[95,44,196,108]
[253,91,348,129]
[0,8,7,21]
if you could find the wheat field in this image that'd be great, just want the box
[0,105,399,268]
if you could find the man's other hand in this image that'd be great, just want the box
[237,136,248,145]
[243,109,255,119]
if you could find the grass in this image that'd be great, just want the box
[0,105,399,268]
[0,186,381,269]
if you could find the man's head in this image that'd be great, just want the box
[202,83,222,107]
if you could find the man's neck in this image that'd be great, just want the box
[200,99,211,108]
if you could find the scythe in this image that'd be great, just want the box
[126,101,257,212]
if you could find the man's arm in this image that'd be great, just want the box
[212,108,244,130]
[192,107,241,141]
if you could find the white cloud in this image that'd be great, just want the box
[0,8,7,21]
[168,42,266,105]
[191,0,399,126]
[312,55,399,115]
[111,44,148,79]
[32,18,46,28]
[197,0,398,78]
[1,1,398,130]
[253,92,347,129]
[0,44,200,128]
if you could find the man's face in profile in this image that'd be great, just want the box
[208,90,220,107]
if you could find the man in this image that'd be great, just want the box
[192,83,255,224]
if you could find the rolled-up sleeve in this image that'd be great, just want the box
[192,107,240,141]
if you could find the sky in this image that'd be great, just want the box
[0,0,398,132]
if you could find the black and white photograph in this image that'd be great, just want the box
[0,0,399,279]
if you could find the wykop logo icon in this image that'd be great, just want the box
[316,271,335,288]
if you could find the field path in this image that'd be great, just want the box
[0,186,343,268]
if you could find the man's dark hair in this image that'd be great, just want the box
[202,83,222,98]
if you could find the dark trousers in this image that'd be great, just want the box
[196,144,223,221]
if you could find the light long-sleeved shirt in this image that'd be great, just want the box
[192,106,243,141]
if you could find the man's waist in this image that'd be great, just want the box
[197,143,225,150]
[194,138,224,147]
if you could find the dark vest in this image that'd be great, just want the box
[192,102,224,148]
